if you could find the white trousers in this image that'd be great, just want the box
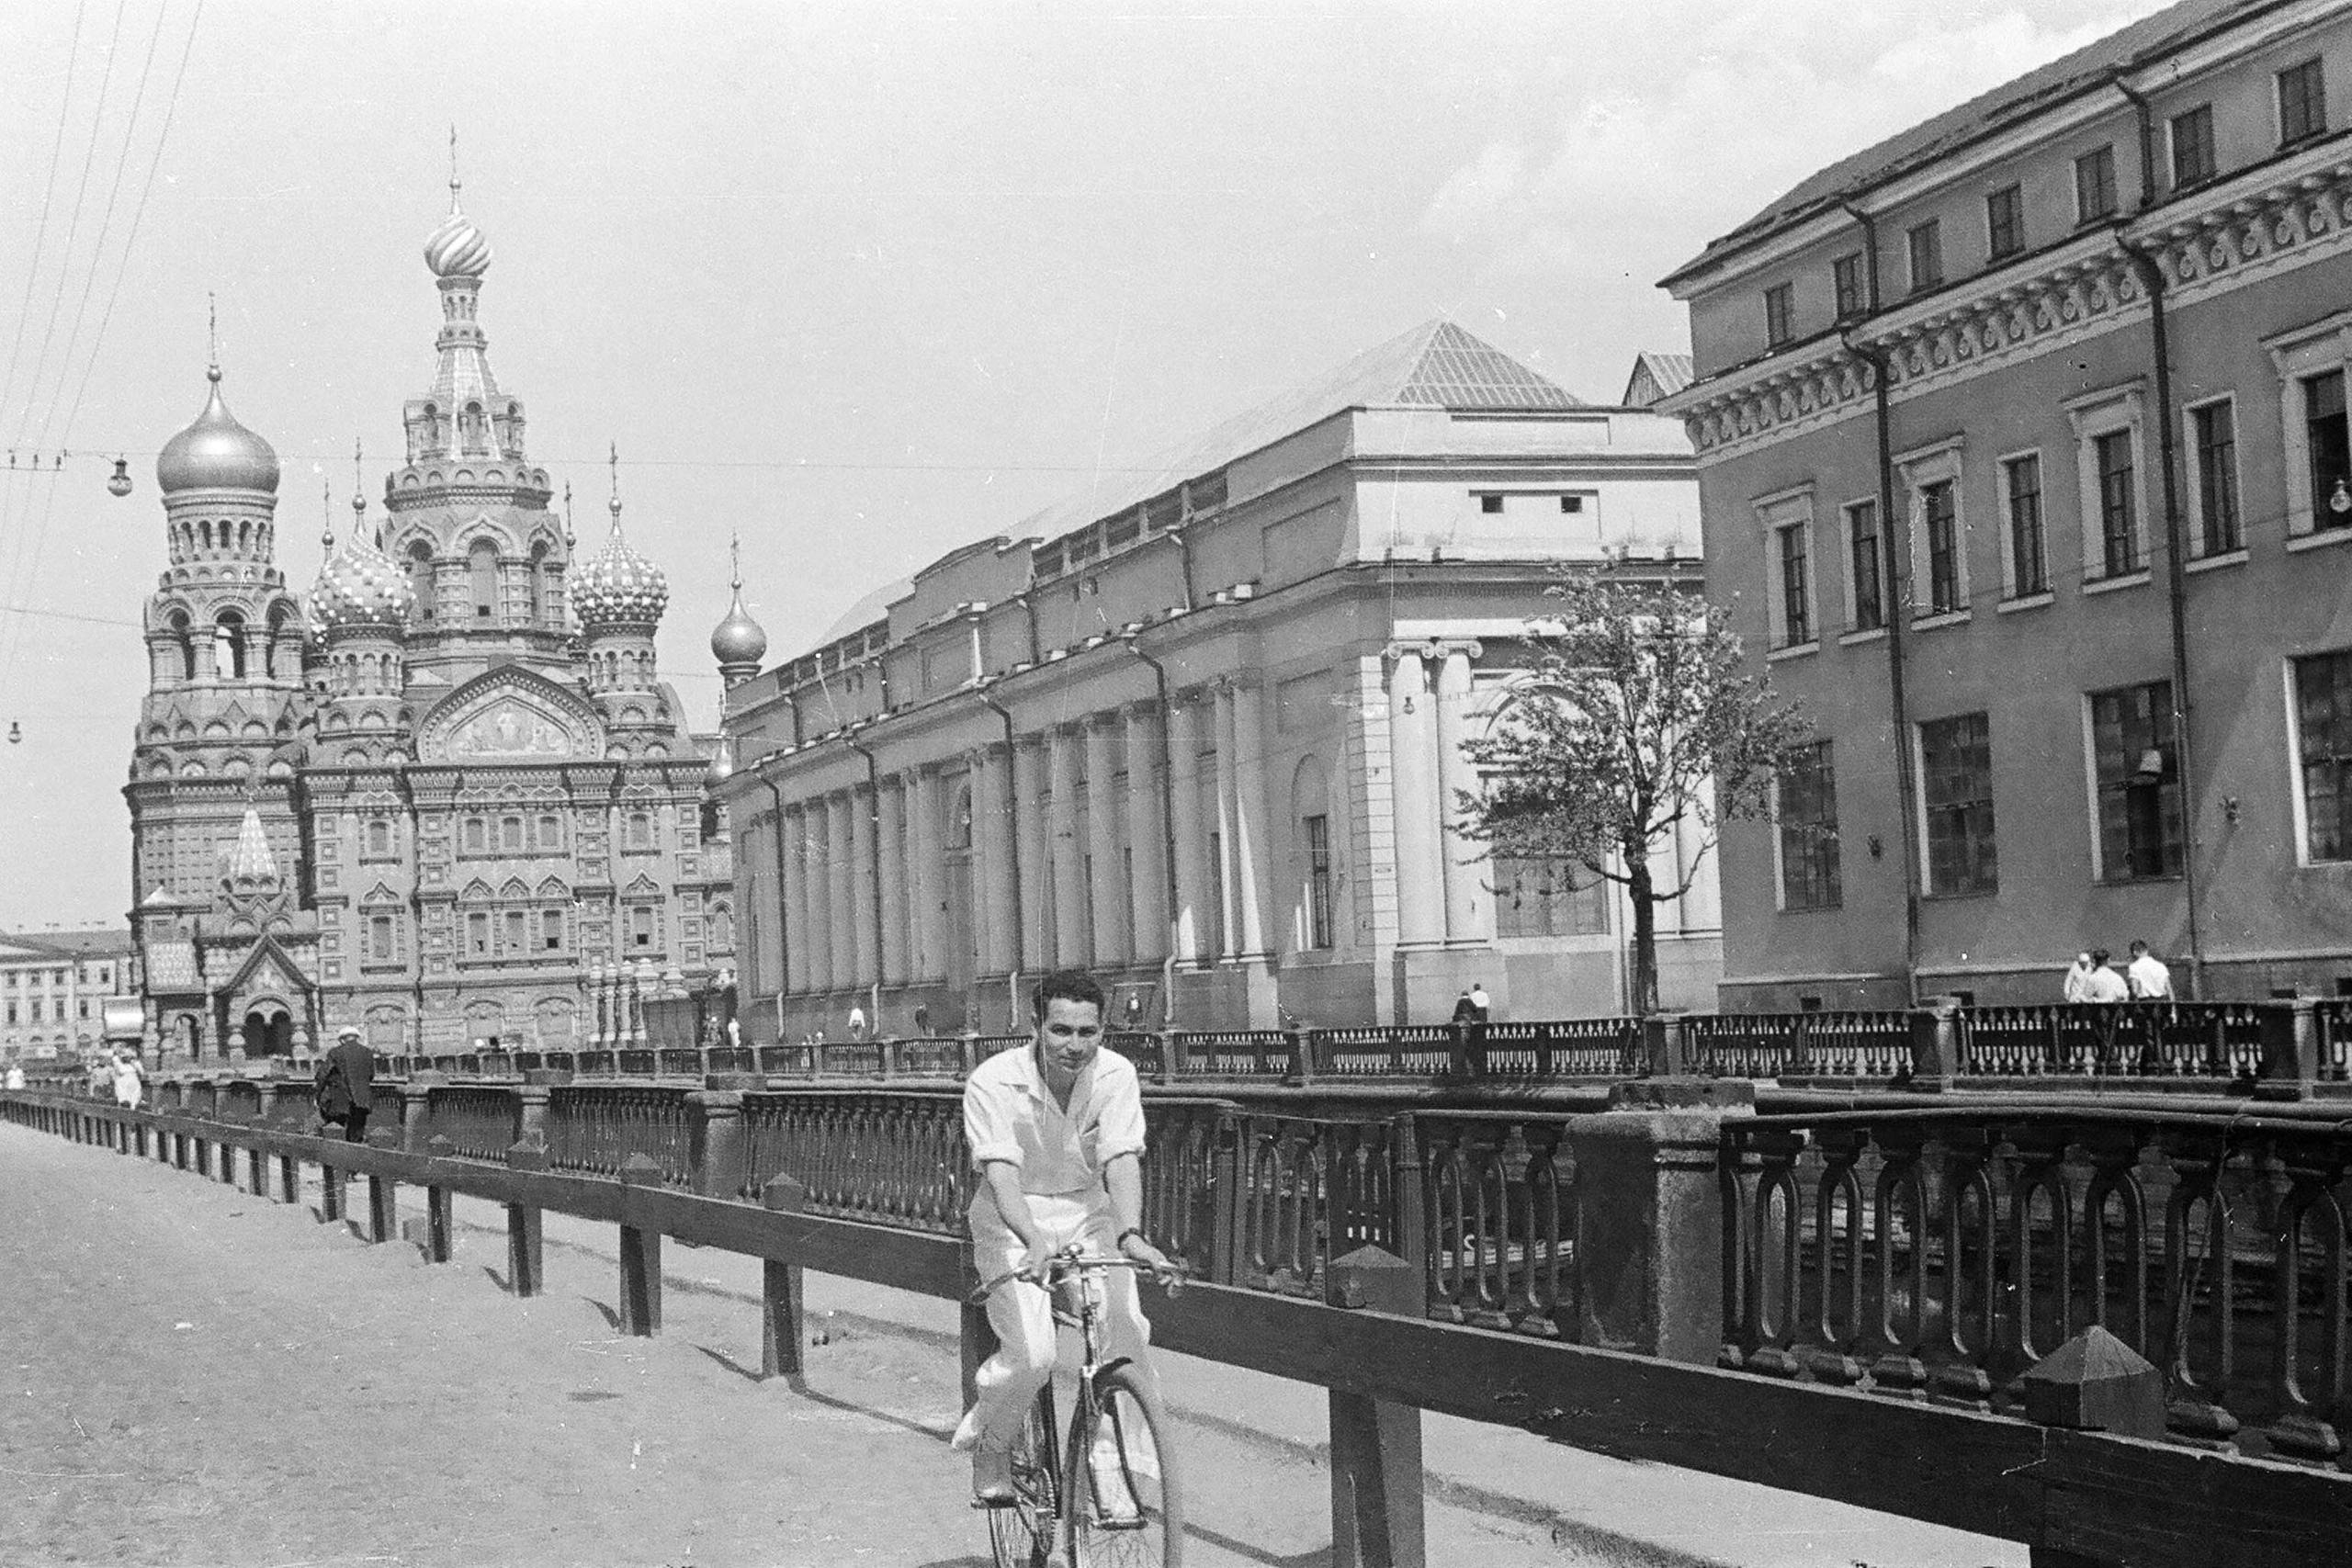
[953,1189,1159,1454]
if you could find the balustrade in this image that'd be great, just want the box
[542,1086,693,1186]
[739,1089,967,1232]
[424,1085,522,1162]
[1318,1024,1452,1077]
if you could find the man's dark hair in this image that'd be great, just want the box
[1032,968,1107,1021]
[2091,948,2111,966]
[2129,940,2149,955]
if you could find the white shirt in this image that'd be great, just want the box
[964,1042,1148,1198]
[2126,954,2174,999]
[2062,962,2095,1003]
[2082,966,2130,1004]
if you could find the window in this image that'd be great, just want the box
[499,815,525,852]
[626,811,653,851]
[469,539,499,618]
[631,906,655,949]
[536,814,561,851]
[1559,495,1584,513]
[1206,829,1227,957]
[462,817,487,854]
[2189,400,2242,556]
[1905,220,1943,293]
[1494,858,1610,937]
[2095,430,2141,577]
[2090,682,2182,881]
[2075,145,2118,223]
[1920,713,1997,896]
[503,909,526,953]
[1922,479,1962,615]
[1846,502,1883,632]
[1479,493,1504,514]
[1777,522,1812,647]
[1832,252,1868,320]
[1985,184,2024,261]
[2170,105,2216,188]
[2305,369,2351,529]
[1764,282,1795,348]
[407,542,435,621]
[1777,741,1841,911]
[2280,59,2327,145]
[2002,455,2048,597]
[365,819,392,857]
[1302,814,1334,950]
[2296,649,2352,862]
[468,911,490,955]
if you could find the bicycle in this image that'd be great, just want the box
[973,1246,1186,1568]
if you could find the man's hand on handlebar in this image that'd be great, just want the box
[1116,1231,1187,1294]
[1014,1236,1062,1287]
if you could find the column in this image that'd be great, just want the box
[1048,727,1087,968]
[907,768,944,982]
[826,793,855,996]
[1432,640,1493,944]
[1124,704,1169,964]
[846,789,876,995]
[975,746,1020,977]
[877,777,909,987]
[1012,738,1051,978]
[1218,679,1273,959]
[1167,697,1208,964]
[788,804,823,998]
[1386,646,1445,946]
[1085,716,1128,968]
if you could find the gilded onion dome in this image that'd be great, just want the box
[710,587,767,665]
[573,519,669,629]
[423,207,492,278]
[157,367,280,495]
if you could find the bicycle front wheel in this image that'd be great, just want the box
[987,1386,1059,1568]
[1064,1362,1182,1568]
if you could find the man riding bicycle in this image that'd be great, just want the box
[954,967,1182,1505]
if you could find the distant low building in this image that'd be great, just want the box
[717,322,1717,1037]
[0,929,139,1060]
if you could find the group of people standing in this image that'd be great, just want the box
[2062,941,2175,1004]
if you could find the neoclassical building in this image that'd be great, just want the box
[1661,0,2352,1007]
[716,322,1715,1037]
[125,190,732,1059]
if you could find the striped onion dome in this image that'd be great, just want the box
[573,520,668,630]
[310,534,413,635]
[423,208,492,278]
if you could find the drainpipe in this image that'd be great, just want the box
[844,728,889,1032]
[1121,633,1186,1028]
[760,767,793,1040]
[2119,78,2207,998]
[1840,200,1922,1006]
[978,686,1026,1024]
[1169,524,1197,614]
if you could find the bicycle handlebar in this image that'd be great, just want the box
[968,1247,1188,1303]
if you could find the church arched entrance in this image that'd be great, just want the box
[241,1006,294,1057]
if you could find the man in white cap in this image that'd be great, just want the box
[315,1024,377,1143]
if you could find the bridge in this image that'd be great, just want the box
[10,1000,2352,1566]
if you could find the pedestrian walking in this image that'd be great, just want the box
[315,1024,377,1144]
[109,1049,143,1111]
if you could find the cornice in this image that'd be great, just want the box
[1665,143,2352,463]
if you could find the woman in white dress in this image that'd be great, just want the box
[109,1049,144,1110]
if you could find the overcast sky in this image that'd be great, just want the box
[0,0,2165,933]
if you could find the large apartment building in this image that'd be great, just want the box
[1662,0,2352,1008]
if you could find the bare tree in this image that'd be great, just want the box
[1459,570,1809,1017]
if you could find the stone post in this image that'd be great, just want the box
[365,1123,400,1242]
[618,1152,665,1335]
[687,1090,746,1200]
[763,1175,807,1379]
[1906,997,1962,1092]
[2256,998,2321,1101]
[1325,1246,1427,1568]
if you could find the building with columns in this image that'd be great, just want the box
[716,321,1714,1037]
[124,187,732,1061]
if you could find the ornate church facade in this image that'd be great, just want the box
[124,193,733,1061]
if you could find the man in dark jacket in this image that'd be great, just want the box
[316,1024,376,1143]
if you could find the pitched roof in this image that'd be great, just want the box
[0,929,133,959]
[223,809,279,884]
[1623,352,1694,407]
[1662,0,2262,286]
[1016,318,1580,547]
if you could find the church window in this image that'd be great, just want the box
[468,911,490,955]
[631,906,655,949]
[462,817,487,854]
[625,812,653,852]
[499,815,525,852]
[542,908,565,950]
[214,613,246,680]
[709,905,732,952]
[504,909,526,953]
[368,916,394,963]
[536,814,560,850]
[408,542,435,621]
[529,542,552,625]
[168,613,195,681]
[470,540,499,618]
[366,820,391,857]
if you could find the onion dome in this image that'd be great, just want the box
[710,587,767,666]
[424,207,492,278]
[573,521,669,629]
[310,533,414,635]
[157,368,280,494]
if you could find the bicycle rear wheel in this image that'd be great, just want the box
[1064,1362,1182,1568]
[986,1386,1059,1568]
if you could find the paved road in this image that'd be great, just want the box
[0,1119,2020,1567]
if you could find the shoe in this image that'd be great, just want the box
[972,1450,1016,1507]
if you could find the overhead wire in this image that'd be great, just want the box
[0,0,90,439]
[0,0,186,691]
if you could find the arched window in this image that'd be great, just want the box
[625,811,653,852]
[469,539,499,619]
[407,541,435,621]
[214,612,246,681]
[529,541,551,624]
[708,904,733,953]
[168,611,194,682]
[1292,757,1334,952]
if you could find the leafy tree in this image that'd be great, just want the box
[1459,570,1809,1017]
